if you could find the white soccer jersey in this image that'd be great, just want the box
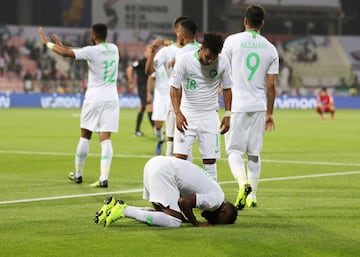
[175,42,201,60]
[169,50,233,120]
[73,42,119,103]
[154,64,170,96]
[143,156,224,213]
[222,30,279,112]
[154,43,180,77]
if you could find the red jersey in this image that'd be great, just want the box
[317,93,333,106]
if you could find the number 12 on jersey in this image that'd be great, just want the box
[103,60,117,83]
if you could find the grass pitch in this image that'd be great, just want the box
[0,108,359,257]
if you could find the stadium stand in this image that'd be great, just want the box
[281,36,354,90]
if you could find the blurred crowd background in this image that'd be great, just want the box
[0,0,359,96]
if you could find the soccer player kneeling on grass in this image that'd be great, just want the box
[93,156,238,227]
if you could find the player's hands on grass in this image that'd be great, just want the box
[175,111,188,133]
[220,117,230,134]
[195,221,212,227]
[265,114,275,131]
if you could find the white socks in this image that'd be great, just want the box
[203,163,217,181]
[166,141,173,156]
[74,137,113,182]
[247,155,261,200]
[75,137,90,178]
[228,151,247,187]
[124,206,182,227]
[154,127,164,142]
[99,139,113,182]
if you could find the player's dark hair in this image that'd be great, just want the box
[245,4,265,29]
[201,202,238,225]
[202,33,224,55]
[180,19,198,38]
[174,16,190,28]
[92,23,108,40]
[225,203,238,224]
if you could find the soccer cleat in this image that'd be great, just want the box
[155,140,164,155]
[89,180,108,188]
[93,196,116,224]
[134,131,144,137]
[68,172,83,184]
[234,183,252,210]
[246,199,257,208]
[104,200,127,227]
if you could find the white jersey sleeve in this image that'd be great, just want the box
[154,43,179,77]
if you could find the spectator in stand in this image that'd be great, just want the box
[0,54,5,77]
[316,87,335,120]
[23,70,33,93]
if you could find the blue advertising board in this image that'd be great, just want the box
[0,93,359,109]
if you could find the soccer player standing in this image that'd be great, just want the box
[170,33,232,181]
[38,23,120,188]
[222,5,279,209]
[145,16,193,156]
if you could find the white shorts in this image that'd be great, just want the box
[143,157,182,212]
[80,100,119,132]
[225,111,265,156]
[152,95,169,121]
[166,103,176,138]
[173,114,221,159]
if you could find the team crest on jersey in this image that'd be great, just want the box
[209,69,217,78]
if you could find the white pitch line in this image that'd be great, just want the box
[1,149,360,167]
[0,188,143,205]
[1,171,359,205]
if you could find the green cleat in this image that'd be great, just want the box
[246,199,257,208]
[104,200,127,227]
[234,183,252,210]
[93,196,116,224]
[89,180,108,188]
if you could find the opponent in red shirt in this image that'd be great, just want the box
[316,87,335,120]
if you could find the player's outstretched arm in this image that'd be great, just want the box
[38,27,75,58]
[178,195,211,227]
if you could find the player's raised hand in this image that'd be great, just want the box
[38,27,49,45]
[150,38,164,53]
[50,34,63,46]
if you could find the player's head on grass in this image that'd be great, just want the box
[201,201,238,225]
[198,33,224,65]
[91,23,107,44]
[244,4,266,30]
